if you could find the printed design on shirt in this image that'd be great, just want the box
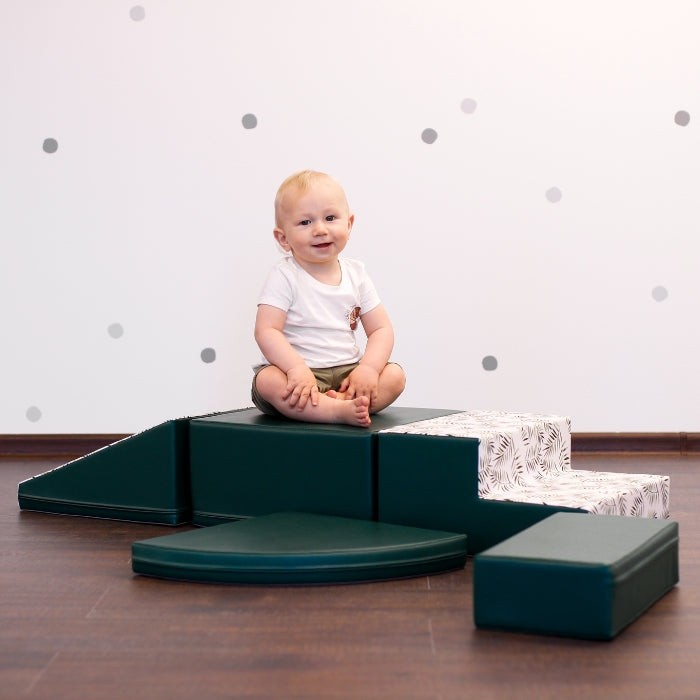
[346,306,361,330]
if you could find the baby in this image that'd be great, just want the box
[252,170,405,427]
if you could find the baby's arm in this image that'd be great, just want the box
[339,304,394,407]
[254,304,319,409]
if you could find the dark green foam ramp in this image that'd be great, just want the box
[18,419,191,525]
[132,512,468,584]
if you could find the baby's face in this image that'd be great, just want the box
[274,178,354,269]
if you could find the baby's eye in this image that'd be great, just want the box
[325,215,337,222]
[299,219,311,226]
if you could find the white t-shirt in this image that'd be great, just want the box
[257,255,381,368]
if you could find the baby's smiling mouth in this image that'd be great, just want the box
[313,242,332,249]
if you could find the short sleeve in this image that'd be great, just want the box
[257,260,295,312]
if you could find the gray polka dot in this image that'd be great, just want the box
[674,110,690,127]
[201,347,216,363]
[108,323,124,339]
[482,355,498,371]
[26,406,42,423]
[652,285,669,302]
[43,138,58,154]
[130,5,145,21]
[421,128,438,145]
[460,98,477,114]
[545,187,562,203]
[242,113,258,129]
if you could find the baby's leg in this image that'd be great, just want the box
[255,365,371,427]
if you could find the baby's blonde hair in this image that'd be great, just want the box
[274,170,348,226]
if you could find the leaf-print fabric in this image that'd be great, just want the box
[382,411,669,518]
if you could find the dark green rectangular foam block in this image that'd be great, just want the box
[132,511,468,584]
[473,513,679,640]
[18,419,191,524]
[189,407,459,526]
[377,433,583,554]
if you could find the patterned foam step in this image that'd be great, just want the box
[381,410,669,518]
[482,469,670,518]
[382,410,572,497]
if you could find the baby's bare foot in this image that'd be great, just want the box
[335,396,371,427]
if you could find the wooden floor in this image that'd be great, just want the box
[2,453,699,699]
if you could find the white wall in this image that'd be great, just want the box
[2,1,698,433]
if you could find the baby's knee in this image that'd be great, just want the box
[382,363,406,393]
[252,366,285,416]
[254,365,284,396]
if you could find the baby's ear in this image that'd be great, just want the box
[273,227,290,251]
[347,213,355,233]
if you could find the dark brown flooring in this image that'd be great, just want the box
[1,454,699,699]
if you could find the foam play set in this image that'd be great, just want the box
[17,406,679,640]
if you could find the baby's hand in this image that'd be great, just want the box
[339,365,379,409]
[282,364,319,410]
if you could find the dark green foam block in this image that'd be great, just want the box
[189,407,459,526]
[377,433,584,554]
[18,419,192,525]
[132,511,468,584]
[473,513,679,640]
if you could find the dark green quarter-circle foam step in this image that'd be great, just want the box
[132,511,468,585]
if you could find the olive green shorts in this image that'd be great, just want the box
[251,363,360,418]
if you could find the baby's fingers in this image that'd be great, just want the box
[309,384,320,407]
[292,383,317,410]
[284,383,301,407]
